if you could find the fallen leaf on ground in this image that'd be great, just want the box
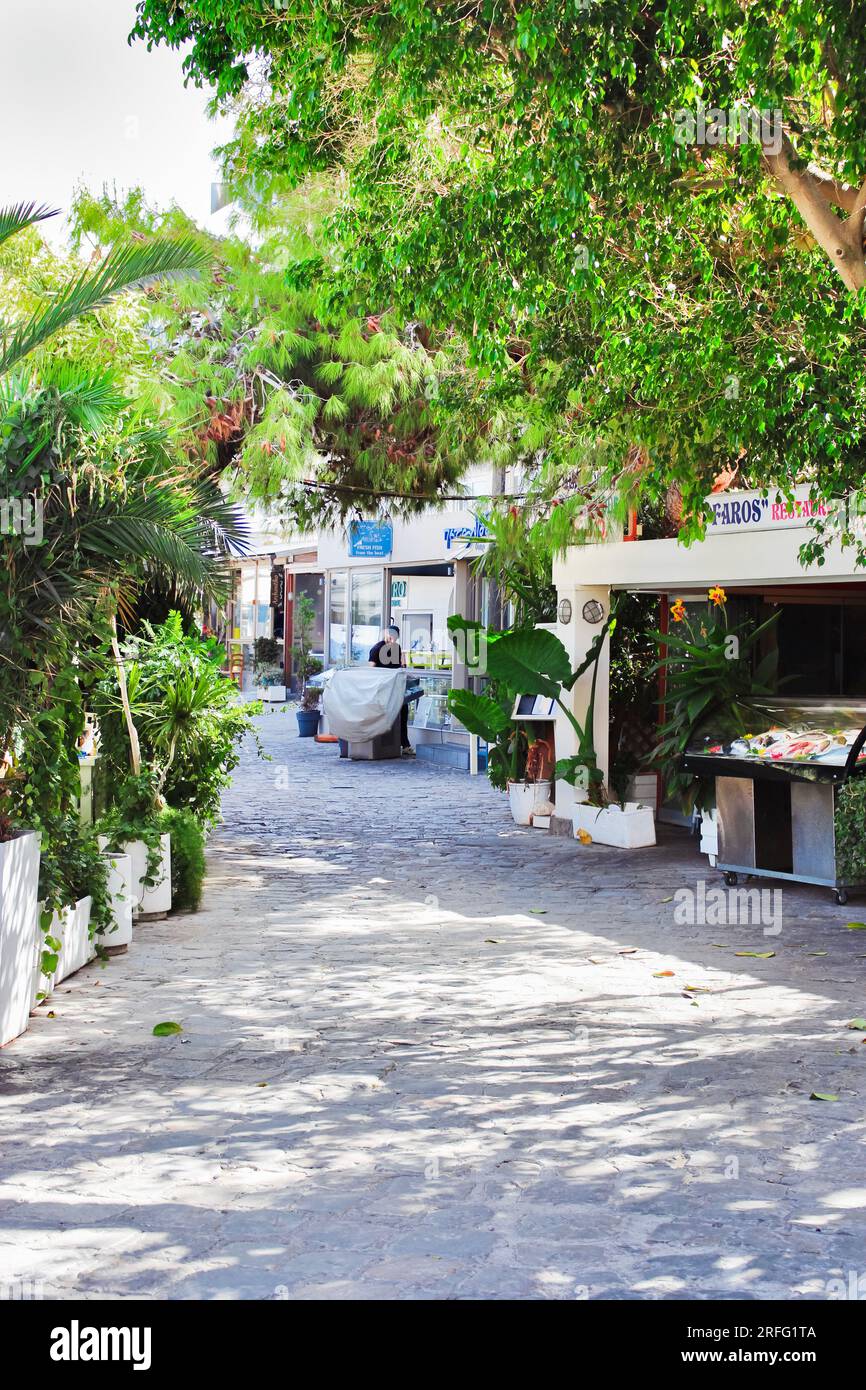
[618,948,638,955]
[847,1018,866,1030]
[658,896,674,903]
[808,951,828,957]
[684,984,713,993]
[654,970,675,977]
[734,951,776,959]
[576,829,592,845]
[484,938,500,944]
[529,909,547,915]
[710,943,730,948]
[845,922,866,930]
[152,1021,183,1037]
[810,1092,839,1101]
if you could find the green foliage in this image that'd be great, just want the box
[160,806,207,912]
[652,596,782,809]
[96,768,165,886]
[447,610,614,799]
[472,507,557,626]
[131,0,866,563]
[69,190,482,531]
[38,817,113,937]
[95,612,262,826]
[291,593,322,690]
[835,780,866,885]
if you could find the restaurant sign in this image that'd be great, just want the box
[706,487,833,535]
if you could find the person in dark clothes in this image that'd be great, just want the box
[368,624,415,755]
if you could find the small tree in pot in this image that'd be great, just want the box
[292,595,323,736]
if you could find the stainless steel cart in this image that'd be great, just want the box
[682,700,866,904]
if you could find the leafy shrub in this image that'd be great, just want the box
[160,806,207,912]
[95,612,263,825]
[835,779,866,883]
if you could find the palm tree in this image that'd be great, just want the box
[0,202,211,375]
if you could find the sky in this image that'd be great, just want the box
[0,0,233,245]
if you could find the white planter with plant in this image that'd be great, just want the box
[126,834,172,916]
[572,801,657,849]
[507,779,553,826]
[31,894,94,1005]
[0,830,42,1046]
[447,614,616,828]
[257,683,287,703]
[98,850,134,951]
[54,895,94,982]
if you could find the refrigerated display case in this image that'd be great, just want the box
[682,700,866,902]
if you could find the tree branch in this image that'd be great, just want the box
[762,136,866,291]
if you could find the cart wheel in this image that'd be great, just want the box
[724,871,739,887]
[835,889,849,907]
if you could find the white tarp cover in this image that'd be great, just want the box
[323,667,407,741]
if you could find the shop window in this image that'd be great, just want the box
[350,570,383,662]
[295,573,326,658]
[329,570,348,665]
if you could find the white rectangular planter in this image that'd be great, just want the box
[0,830,41,1045]
[54,896,94,983]
[98,850,134,951]
[572,802,657,849]
[257,685,287,703]
[32,895,94,1005]
[126,834,172,916]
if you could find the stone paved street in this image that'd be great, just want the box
[2,713,866,1300]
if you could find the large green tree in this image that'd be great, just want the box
[131,1,866,559]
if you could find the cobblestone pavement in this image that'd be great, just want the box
[2,712,866,1301]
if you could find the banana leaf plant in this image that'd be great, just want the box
[447,607,618,803]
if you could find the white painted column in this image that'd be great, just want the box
[552,585,611,817]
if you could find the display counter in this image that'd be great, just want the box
[682,700,866,902]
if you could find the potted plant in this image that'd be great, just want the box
[29,817,113,1006]
[292,595,323,736]
[447,616,615,827]
[97,771,172,919]
[253,636,286,701]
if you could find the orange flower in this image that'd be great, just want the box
[709,585,727,608]
[670,598,686,623]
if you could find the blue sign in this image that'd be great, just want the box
[444,516,490,550]
[349,520,393,558]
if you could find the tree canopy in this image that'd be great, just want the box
[130,1,866,561]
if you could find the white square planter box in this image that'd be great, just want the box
[572,802,657,849]
[256,685,287,703]
[0,830,41,1045]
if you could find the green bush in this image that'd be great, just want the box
[160,806,207,912]
[835,779,866,883]
[95,612,263,826]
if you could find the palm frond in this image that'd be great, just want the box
[40,361,128,433]
[0,235,213,375]
[0,201,58,247]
